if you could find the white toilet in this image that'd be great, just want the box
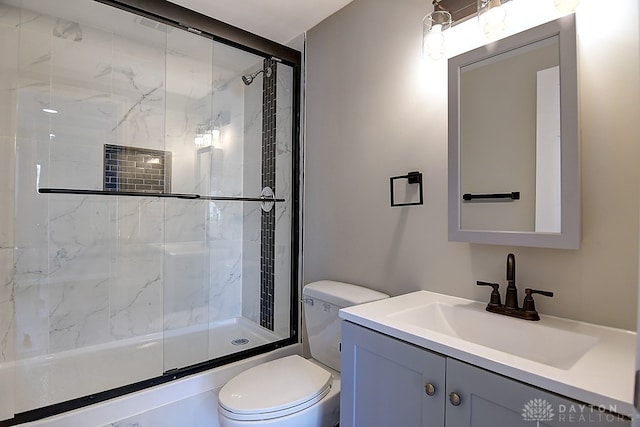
[217,280,389,427]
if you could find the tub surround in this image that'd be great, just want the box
[1,0,299,421]
[340,291,635,417]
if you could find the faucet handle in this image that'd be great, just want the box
[476,281,502,308]
[522,288,554,314]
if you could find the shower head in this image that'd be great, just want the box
[241,74,254,85]
[241,66,272,86]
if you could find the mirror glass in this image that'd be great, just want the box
[460,36,559,232]
[448,15,580,249]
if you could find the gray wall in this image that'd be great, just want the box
[303,0,640,330]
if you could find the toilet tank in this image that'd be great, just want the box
[303,280,389,372]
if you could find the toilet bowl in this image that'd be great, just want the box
[217,281,389,427]
[218,355,340,427]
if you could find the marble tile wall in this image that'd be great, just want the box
[163,28,215,340]
[0,2,18,421]
[241,66,266,325]
[274,64,294,339]
[203,78,246,328]
[241,62,294,339]
[13,3,171,363]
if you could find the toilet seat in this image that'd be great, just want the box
[218,355,332,422]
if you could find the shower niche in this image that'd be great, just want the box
[103,144,172,193]
[1,0,300,422]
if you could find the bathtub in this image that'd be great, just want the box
[19,344,301,427]
[8,317,292,422]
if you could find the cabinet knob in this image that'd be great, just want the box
[424,383,436,396]
[449,392,462,406]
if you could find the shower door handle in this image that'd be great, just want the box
[38,187,286,212]
[200,187,281,212]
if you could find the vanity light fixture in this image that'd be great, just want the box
[553,0,580,12]
[423,0,511,59]
[423,0,452,60]
[42,108,58,114]
[478,0,507,39]
[429,0,577,57]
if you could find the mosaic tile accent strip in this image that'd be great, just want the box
[103,144,171,193]
[260,59,277,331]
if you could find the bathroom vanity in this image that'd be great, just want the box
[339,291,634,426]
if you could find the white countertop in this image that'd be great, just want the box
[339,290,636,417]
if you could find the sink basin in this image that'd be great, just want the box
[388,302,599,370]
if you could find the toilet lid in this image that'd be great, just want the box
[218,355,332,421]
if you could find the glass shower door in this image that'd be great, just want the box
[7,0,298,416]
[161,29,295,371]
[12,0,171,412]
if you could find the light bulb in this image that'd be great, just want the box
[478,0,507,39]
[425,32,446,60]
[203,132,212,146]
[422,10,451,60]
[554,0,580,12]
[485,5,506,26]
[211,129,223,149]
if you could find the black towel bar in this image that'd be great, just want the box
[462,192,520,201]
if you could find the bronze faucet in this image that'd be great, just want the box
[477,253,554,321]
[505,253,518,309]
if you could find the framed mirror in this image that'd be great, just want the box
[448,14,580,249]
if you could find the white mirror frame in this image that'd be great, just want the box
[448,14,580,249]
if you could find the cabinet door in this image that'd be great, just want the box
[341,321,446,427]
[445,358,630,427]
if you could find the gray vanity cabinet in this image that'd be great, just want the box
[446,358,629,427]
[341,322,630,427]
[340,321,446,427]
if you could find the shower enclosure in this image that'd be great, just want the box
[0,0,300,423]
